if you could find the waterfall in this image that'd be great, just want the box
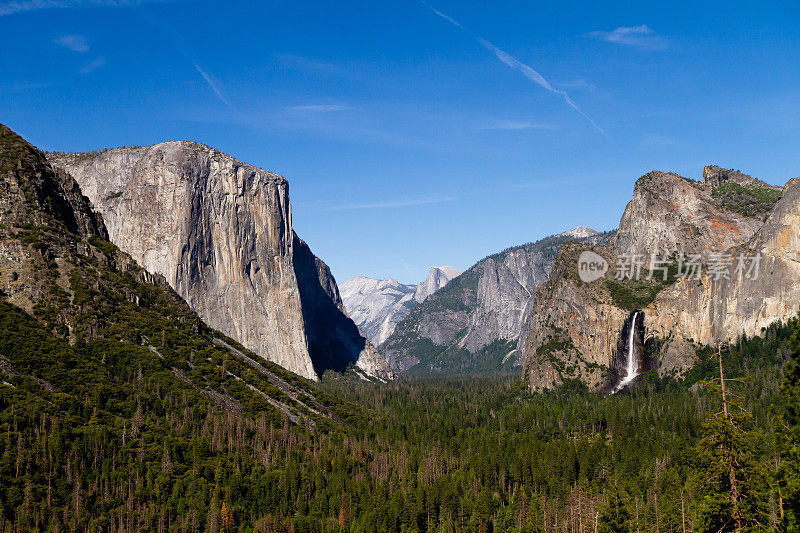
[614,311,640,393]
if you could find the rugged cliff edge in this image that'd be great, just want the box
[644,177,800,360]
[341,266,460,346]
[522,166,795,391]
[48,143,392,381]
[611,169,767,259]
[380,229,611,374]
[0,121,349,443]
[522,244,631,390]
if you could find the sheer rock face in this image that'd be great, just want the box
[48,142,391,381]
[341,266,460,346]
[340,277,417,346]
[292,236,392,380]
[380,230,610,374]
[413,266,461,303]
[461,248,551,353]
[645,177,800,350]
[522,244,629,391]
[611,170,763,259]
[750,178,800,262]
[523,168,799,391]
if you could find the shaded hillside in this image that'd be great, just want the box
[48,141,391,381]
[0,124,357,529]
[380,230,613,375]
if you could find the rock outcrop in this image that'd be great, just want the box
[702,165,782,191]
[413,266,461,303]
[381,229,611,374]
[522,244,631,391]
[644,177,800,358]
[559,227,600,239]
[523,167,796,392]
[0,124,109,322]
[0,125,105,242]
[48,142,392,381]
[341,266,460,346]
[611,170,764,258]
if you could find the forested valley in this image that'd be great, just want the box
[1,295,798,532]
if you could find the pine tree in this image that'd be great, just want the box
[777,316,800,530]
[598,488,630,533]
[693,346,769,532]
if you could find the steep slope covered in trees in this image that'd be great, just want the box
[48,142,391,381]
[380,230,612,375]
[0,124,356,529]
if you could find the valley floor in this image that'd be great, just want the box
[2,304,799,531]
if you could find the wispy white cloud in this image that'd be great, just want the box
[53,33,105,74]
[0,0,169,16]
[587,25,666,49]
[421,1,462,29]
[478,120,554,131]
[476,38,609,139]
[422,3,609,140]
[288,104,349,112]
[193,63,233,111]
[325,196,456,211]
[54,34,88,52]
[135,9,235,112]
[80,57,105,73]
[553,78,597,91]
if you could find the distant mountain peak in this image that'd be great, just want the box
[341,266,461,346]
[413,266,461,303]
[430,265,461,278]
[559,227,600,239]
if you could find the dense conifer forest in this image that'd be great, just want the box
[1,287,798,531]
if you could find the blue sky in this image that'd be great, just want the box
[2,0,799,284]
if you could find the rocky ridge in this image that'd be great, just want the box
[48,142,391,381]
[0,122,347,430]
[523,166,796,391]
[341,266,460,346]
[611,169,765,259]
[380,229,612,374]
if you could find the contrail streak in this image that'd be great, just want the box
[422,2,609,139]
[194,63,234,111]
[138,9,235,111]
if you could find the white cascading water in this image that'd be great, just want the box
[614,311,640,393]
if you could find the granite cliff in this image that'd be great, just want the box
[380,229,611,374]
[644,177,800,365]
[611,169,768,259]
[522,166,794,392]
[48,142,391,381]
[340,266,460,346]
[0,122,348,436]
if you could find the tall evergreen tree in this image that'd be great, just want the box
[777,315,800,530]
[598,488,630,533]
[693,347,770,532]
